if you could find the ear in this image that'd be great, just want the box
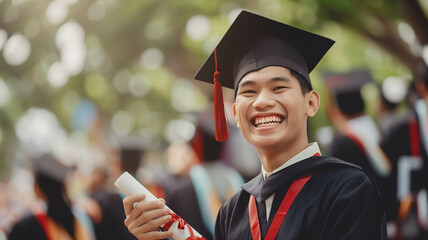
[305,90,320,117]
[232,103,239,128]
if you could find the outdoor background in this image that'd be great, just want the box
[0,0,427,177]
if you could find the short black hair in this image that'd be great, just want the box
[289,68,311,94]
[336,90,365,116]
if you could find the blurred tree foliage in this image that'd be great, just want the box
[0,0,426,173]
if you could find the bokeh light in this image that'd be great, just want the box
[111,111,135,137]
[15,108,68,154]
[171,79,208,112]
[114,69,133,94]
[423,45,428,66]
[397,22,416,44]
[185,15,210,41]
[139,48,164,70]
[46,0,69,25]
[164,119,196,143]
[3,33,31,66]
[227,8,243,24]
[129,72,151,97]
[382,76,408,104]
[56,22,86,75]
[47,61,69,88]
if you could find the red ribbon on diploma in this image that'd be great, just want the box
[163,211,207,240]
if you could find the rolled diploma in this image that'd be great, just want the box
[115,171,204,240]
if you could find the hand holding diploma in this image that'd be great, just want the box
[116,172,206,240]
[123,194,173,239]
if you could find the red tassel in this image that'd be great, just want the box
[213,48,228,142]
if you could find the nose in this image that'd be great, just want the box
[252,89,275,110]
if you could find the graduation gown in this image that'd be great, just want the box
[90,190,137,240]
[214,156,387,240]
[163,175,213,239]
[8,214,47,240]
[380,110,428,222]
[330,134,382,184]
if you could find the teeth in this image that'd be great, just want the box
[254,115,283,127]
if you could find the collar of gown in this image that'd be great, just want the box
[261,142,321,179]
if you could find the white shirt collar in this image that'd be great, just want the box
[262,142,321,179]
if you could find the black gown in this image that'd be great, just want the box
[380,112,428,240]
[330,134,382,183]
[162,175,213,240]
[90,190,137,240]
[214,156,387,240]
[8,214,47,240]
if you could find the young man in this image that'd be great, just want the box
[122,10,386,239]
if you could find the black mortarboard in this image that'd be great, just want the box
[118,136,146,174]
[194,10,335,90]
[194,10,335,141]
[191,112,224,162]
[33,154,73,183]
[322,69,374,115]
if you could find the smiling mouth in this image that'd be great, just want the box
[252,115,285,127]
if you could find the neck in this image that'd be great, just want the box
[257,140,309,172]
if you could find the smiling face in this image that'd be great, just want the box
[233,66,320,154]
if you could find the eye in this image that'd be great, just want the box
[242,90,255,94]
[273,86,286,91]
[238,88,256,95]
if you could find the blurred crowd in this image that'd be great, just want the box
[1,65,428,240]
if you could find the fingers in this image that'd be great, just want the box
[123,194,146,216]
[127,199,165,222]
[123,194,173,240]
[132,229,174,240]
[128,208,172,233]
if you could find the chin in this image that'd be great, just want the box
[247,135,286,150]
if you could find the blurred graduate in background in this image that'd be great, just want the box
[323,69,392,187]
[83,145,138,240]
[8,154,95,240]
[377,76,410,134]
[162,111,244,240]
[381,63,428,240]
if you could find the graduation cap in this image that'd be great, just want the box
[322,69,374,115]
[33,154,73,183]
[191,112,224,163]
[194,10,335,141]
[118,136,146,175]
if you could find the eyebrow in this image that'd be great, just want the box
[238,76,291,88]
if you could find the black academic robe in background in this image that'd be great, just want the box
[380,113,428,222]
[91,190,137,240]
[215,156,387,240]
[8,214,47,240]
[330,134,383,184]
[162,175,213,240]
